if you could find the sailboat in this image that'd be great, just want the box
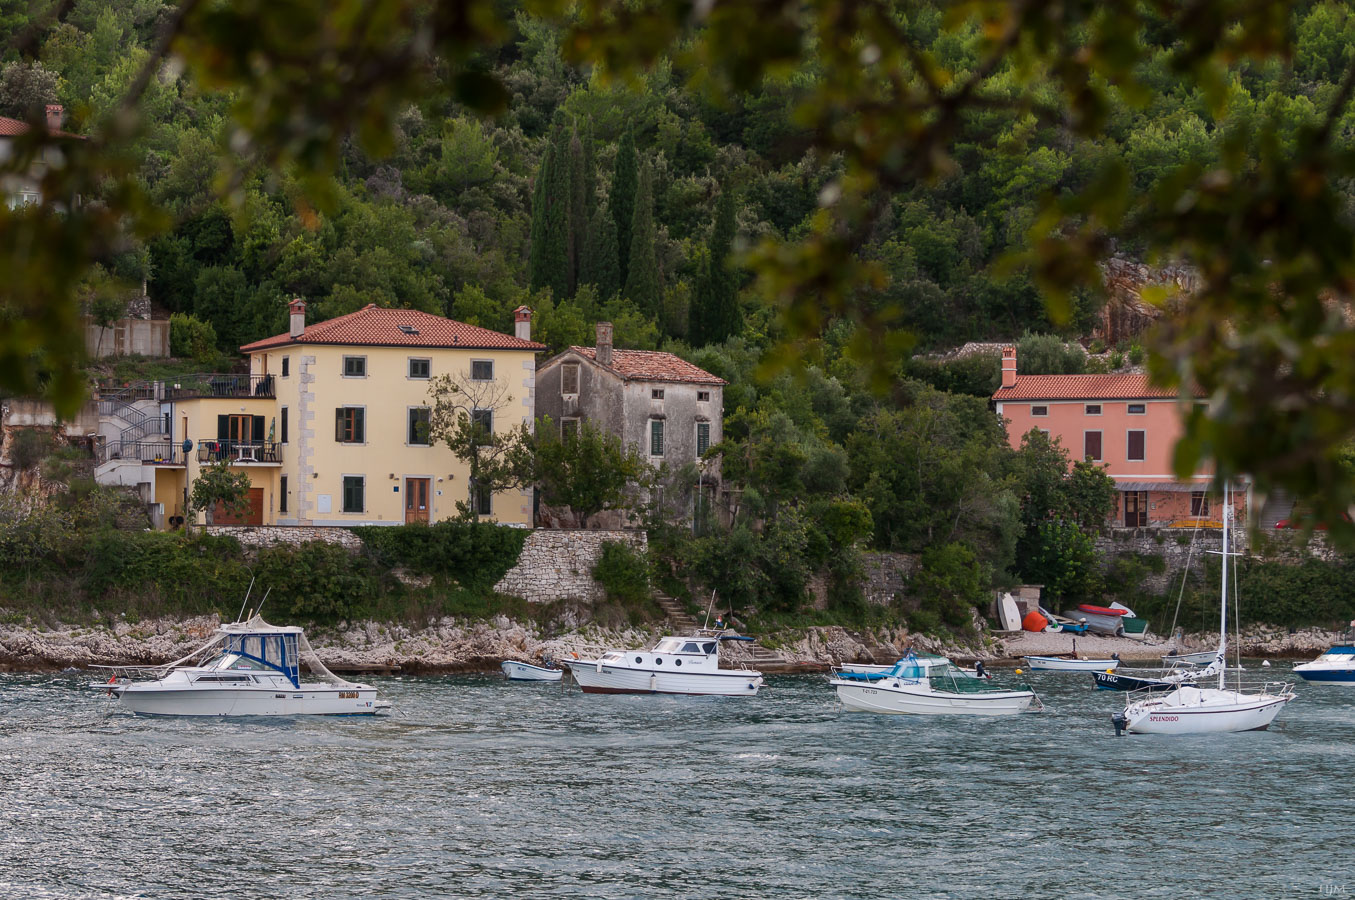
[1113,483,1294,735]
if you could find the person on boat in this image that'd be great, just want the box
[714,614,725,630]
[974,661,990,680]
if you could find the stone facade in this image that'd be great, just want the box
[860,551,919,606]
[494,529,647,603]
[203,524,365,550]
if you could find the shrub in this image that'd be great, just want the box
[169,313,219,362]
[8,429,53,472]
[256,541,383,623]
[909,542,987,630]
[352,521,528,591]
[593,540,651,605]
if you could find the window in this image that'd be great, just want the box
[281,407,289,444]
[697,391,710,402]
[474,482,492,515]
[281,356,290,377]
[1191,492,1210,517]
[561,418,579,440]
[1084,431,1102,461]
[696,422,710,456]
[1031,405,1048,417]
[650,419,665,456]
[1085,404,1101,415]
[471,408,492,436]
[562,363,579,395]
[652,389,665,400]
[279,475,288,514]
[471,360,494,381]
[342,476,364,513]
[1127,430,1145,461]
[1127,403,1146,414]
[409,358,430,379]
[335,407,365,443]
[343,356,366,378]
[408,407,430,445]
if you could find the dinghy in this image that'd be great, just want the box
[501,660,564,682]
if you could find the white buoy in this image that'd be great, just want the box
[1262,659,1271,667]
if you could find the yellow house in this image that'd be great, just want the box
[152,301,543,528]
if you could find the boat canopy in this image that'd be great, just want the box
[217,615,354,689]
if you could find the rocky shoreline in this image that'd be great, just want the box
[0,613,1339,674]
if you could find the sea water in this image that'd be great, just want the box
[2,668,1352,898]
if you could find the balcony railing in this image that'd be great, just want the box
[101,439,182,465]
[196,439,281,464]
[168,374,276,400]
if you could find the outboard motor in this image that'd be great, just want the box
[1111,711,1128,737]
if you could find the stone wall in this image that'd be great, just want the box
[495,529,647,603]
[860,551,919,606]
[203,524,365,550]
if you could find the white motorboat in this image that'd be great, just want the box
[1161,649,1219,667]
[501,659,564,682]
[1115,484,1294,735]
[831,653,1039,716]
[89,615,389,716]
[837,652,977,678]
[1022,655,1121,673]
[1293,645,1355,685]
[563,633,764,696]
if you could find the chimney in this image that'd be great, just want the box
[45,104,62,132]
[1001,346,1017,389]
[596,321,613,367]
[514,305,532,342]
[289,297,306,339]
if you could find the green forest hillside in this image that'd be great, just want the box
[4,0,1355,631]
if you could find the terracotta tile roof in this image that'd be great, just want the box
[993,373,1201,401]
[0,116,81,139]
[239,304,545,353]
[569,347,726,385]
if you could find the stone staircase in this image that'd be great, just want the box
[652,590,793,671]
[1258,488,1296,529]
[653,592,701,632]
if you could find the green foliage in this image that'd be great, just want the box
[582,200,620,300]
[353,520,528,591]
[0,61,58,118]
[256,541,382,623]
[8,429,54,472]
[187,462,253,525]
[902,353,1001,398]
[169,313,220,362]
[513,416,644,527]
[612,130,638,287]
[909,542,987,631]
[1018,520,1102,605]
[592,540,651,606]
[1016,332,1087,375]
[690,187,741,346]
[623,162,662,317]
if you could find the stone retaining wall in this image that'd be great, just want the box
[495,529,647,603]
[203,525,364,550]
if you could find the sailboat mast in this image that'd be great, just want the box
[1218,482,1229,691]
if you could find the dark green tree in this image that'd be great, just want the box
[512,417,645,528]
[568,126,589,297]
[691,187,741,346]
[582,201,621,300]
[611,130,638,287]
[624,161,662,316]
[528,128,570,301]
[527,149,552,294]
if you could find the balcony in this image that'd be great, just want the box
[196,439,282,465]
[101,439,184,466]
[168,374,276,400]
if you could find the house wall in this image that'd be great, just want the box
[83,316,170,358]
[242,343,536,527]
[995,397,1189,478]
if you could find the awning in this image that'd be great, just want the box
[1115,481,1211,493]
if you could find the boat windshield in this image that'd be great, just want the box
[654,639,683,653]
[1319,648,1355,661]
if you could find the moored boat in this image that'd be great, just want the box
[1022,655,1120,673]
[563,633,764,696]
[1161,649,1218,667]
[1069,604,1128,636]
[1293,645,1355,685]
[837,652,974,678]
[90,615,388,716]
[832,653,1038,716]
[501,660,564,682]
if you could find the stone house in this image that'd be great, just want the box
[535,322,726,484]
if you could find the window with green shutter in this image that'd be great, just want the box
[342,476,364,513]
[650,419,664,456]
[335,407,365,443]
[696,422,710,456]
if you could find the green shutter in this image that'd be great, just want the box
[218,415,228,439]
[252,415,265,442]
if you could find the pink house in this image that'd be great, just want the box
[991,347,1242,527]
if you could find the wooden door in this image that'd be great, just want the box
[216,487,264,525]
[405,478,430,524]
[1123,491,1148,527]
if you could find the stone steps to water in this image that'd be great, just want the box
[652,592,700,632]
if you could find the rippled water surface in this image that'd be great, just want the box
[3,667,1353,898]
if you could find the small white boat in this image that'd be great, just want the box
[831,653,1038,716]
[1116,484,1295,735]
[1022,655,1120,673]
[89,615,388,717]
[1161,649,1219,667]
[1293,645,1355,685]
[837,652,976,678]
[501,660,563,682]
[563,633,764,696]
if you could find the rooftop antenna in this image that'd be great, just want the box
[235,573,256,624]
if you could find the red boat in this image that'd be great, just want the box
[1077,604,1127,617]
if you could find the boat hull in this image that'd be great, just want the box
[833,680,1034,716]
[564,662,763,696]
[113,684,383,716]
[1022,656,1120,672]
[501,661,563,682]
[1162,651,1218,667]
[1093,671,1176,692]
[1123,690,1292,734]
[1293,668,1355,684]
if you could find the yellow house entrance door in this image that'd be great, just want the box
[405,478,430,524]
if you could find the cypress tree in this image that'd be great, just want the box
[583,200,620,301]
[542,127,570,301]
[624,162,662,317]
[692,187,742,345]
[568,126,588,297]
[612,130,638,287]
[527,147,553,293]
